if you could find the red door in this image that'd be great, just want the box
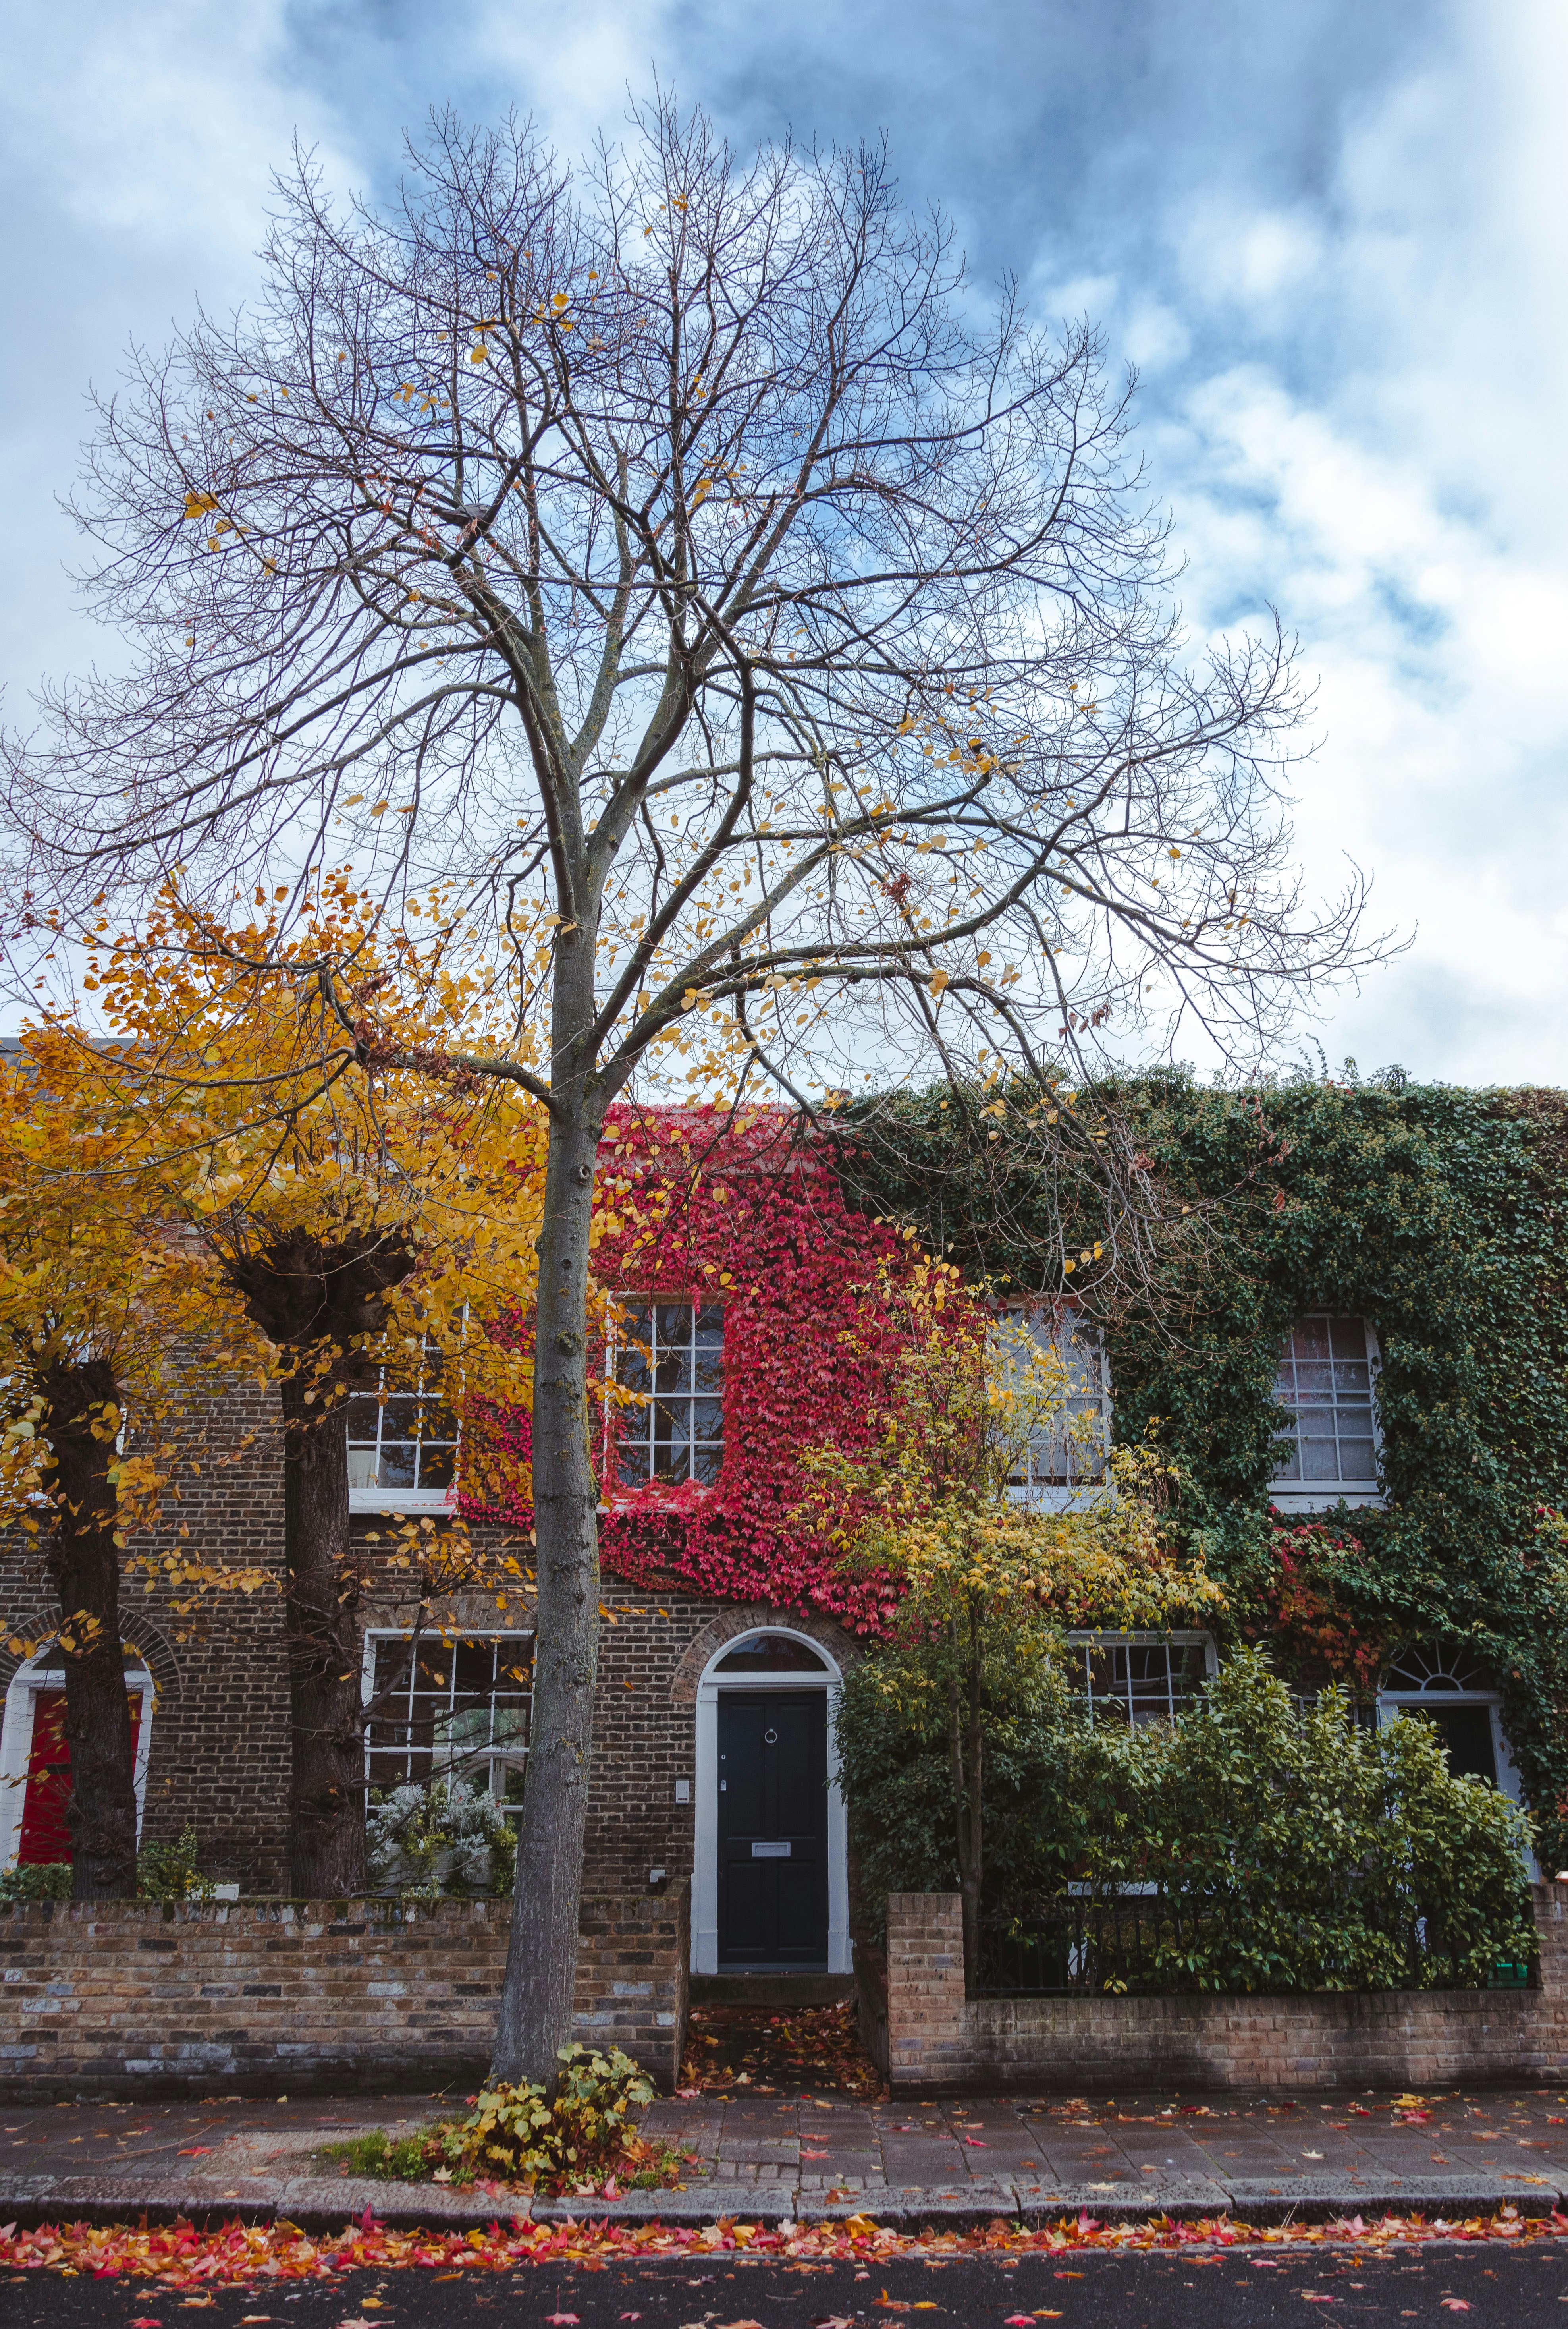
[16,1689,142,1865]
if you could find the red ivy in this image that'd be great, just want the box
[460,1104,977,1636]
[1254,1515,1394,1690]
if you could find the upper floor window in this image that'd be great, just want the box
[614,1300,724,1487]
[347,1345,458,1512]
[1002,1303,1109,1507]
[363,1632,532,1817]
[1271,1313,1381,1501]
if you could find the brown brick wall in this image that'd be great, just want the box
[876,1884,1568,2093]
[0,1885,689,2100]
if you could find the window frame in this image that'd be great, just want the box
[1065,1629,1218,1728]
[1000,1299,1112,1513]
[347,1340,461,1516]
[606,1295,725,1493]
[1269,1312,1386,1514]
[359,1628,535,1814]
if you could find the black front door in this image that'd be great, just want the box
[717,1690,829,1968]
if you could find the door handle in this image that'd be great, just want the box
[764,1728,778,1744]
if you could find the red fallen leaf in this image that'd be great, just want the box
[962,2136,987,2147]
[545,2316,580,2326]
[801,2148,828,2158]
[177,2148,216,2157]
[1439,2306,1470,2314]
[131,2319,163,2326]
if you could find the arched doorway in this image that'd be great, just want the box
[0,1645,154,1869]
[1377,1641,1538,1878]
[691,1627,849,1976]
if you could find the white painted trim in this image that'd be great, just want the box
[691,1627,848,1978]
[1375,1691,1540,1881]
[0,1653,154,1869]
[349,1488,459,1516]
[1269,1315,1387,1514]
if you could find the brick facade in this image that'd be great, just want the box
[859,1883,1568,2093]
[0,1366,856,1900]
[0,1883,689,2100]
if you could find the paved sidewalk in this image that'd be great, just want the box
[2,2084,1567,2229]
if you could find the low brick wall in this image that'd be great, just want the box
[0,1885,688,2101]
[877,1883,1568,2093]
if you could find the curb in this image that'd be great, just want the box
[1,2171,1562,2236]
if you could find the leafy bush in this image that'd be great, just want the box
[366,1776,517,1898]
[838,1644,1537,1990]
[137,1826,214,1906]
[0,1860,72,1904]
[319,2045,684,2195]
[450,2045,655,2181]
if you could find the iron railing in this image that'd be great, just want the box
[976,1893,1535,1997]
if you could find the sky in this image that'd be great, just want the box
[1,0,1563,1085]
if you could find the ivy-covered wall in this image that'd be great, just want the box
[835,1074,1568,1866]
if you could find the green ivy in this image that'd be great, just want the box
[837,1072,1568,1869]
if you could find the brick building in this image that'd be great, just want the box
[3,1085,1558,1977]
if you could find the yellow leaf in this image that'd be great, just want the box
[183,491,219,519]
[369,801,388,817]
[928,970,949,996]
[552,292,569,310]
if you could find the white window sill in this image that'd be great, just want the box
[350,1489,459,1516]
[1269,1487,1386,1513]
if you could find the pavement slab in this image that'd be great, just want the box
[3,2078,1568,2229]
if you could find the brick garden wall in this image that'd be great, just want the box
[0,1883,689,2101]
[868,1883,1568,2093]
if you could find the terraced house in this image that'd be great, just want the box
[4,1072,1567,1980]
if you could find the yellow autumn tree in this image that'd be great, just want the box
[0,1025,272,1898]
[39,874,550,1893]
[801,1260,1223,1977]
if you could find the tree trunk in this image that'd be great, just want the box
[491,1093,603,2091]
[218,1223,418,1899]
[278,1367,368,1896]
[39,1356,139,1900]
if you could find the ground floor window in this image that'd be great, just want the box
[361,1632,533,1821]
[1065,1632,1217,1726]
[0,1648,154,1868]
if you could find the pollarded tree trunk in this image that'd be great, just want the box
[491,1073,604,2090]
[219,1224,417,1898]
[39,1354,139,1900]
[276,1364,369,1896]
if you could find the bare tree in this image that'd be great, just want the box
[5,98,1383,2081]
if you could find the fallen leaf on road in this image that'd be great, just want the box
[1439,2306,1470,2314]
[177,2148,215,2157]
[801,2148,828,2158]
[544,2316,579,2326]
[962,2138,987,2148]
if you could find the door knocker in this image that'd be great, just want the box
[764,1727,778,1744]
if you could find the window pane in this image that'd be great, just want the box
[416,1442,456,1490]
[379,1441,419,1487]
[613,1299,723,1487]
[1273,1314,1377,1488]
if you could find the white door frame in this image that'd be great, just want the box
[0,1653,154,1868]
[1376,1689,1539,1880]
[691,1628,849,1976]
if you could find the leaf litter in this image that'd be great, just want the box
[3,2201,1568,2286]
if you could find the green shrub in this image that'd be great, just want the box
[449,2044,655,2181]
[318,2044,681,2194]
[136,1827,214,1906]
[0,1860,72,1904]
[366,1777,517,1898]
[837,1643,1537,1989]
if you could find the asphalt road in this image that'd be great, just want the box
[8,2246,1568,2328]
